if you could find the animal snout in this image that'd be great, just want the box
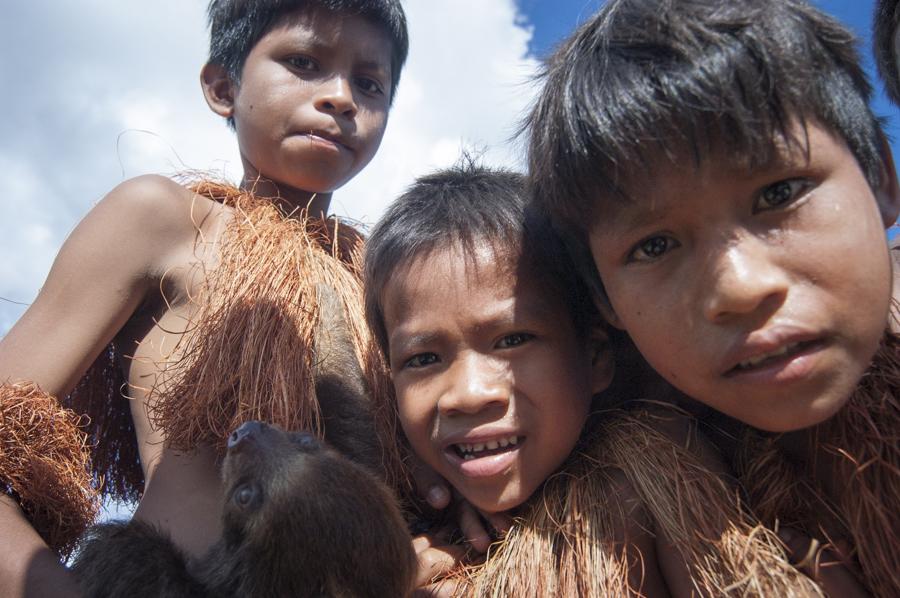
[228,421,267,449]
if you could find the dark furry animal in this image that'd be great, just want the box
[72,421,416,597]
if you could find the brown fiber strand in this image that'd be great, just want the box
[738,333,900,597]
[64,343,143,504]
[0,382,99,558]
[149,180,404,488]
[432,409,819,596]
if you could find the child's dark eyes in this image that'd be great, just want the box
[627,235,680,263]
[755,178,810,212]
[285,55,318,72]
[496,333,534,349]
[354,76,385,96]
[403,352,439,369]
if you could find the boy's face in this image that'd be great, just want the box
[588,122,896,432]
[382,242,610,514]
[230,8,392,193]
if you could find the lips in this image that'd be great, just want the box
[442,430,524,478]
[721,327,827,378]
[304,129,352,152]
[454,435,520,460]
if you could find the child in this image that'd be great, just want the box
[527,0,900,595]
[0,0,407,596]
[364,161,820,596]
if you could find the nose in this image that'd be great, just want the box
[314,75,358,118]
[702,235,789,323]
[438,353,510,416]
[228,420,267,449]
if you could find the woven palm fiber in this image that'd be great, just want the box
[0,382,99,558]
[429,409,821,597]
[66,179,404,501]
[738,333,900,598]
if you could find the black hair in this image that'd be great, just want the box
[364,158,593,358]
[527,0,886,297]
[875,0,900,105]
[207,0,408,102]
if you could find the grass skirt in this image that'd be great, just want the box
[0,382,99,557]
[441,409,820,596]
[737,333,900,597]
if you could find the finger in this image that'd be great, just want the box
[409,456,451,510]
[483,510,513,536]
[414,543,467,588]
[779,528,868,598]
[458,502,492,553]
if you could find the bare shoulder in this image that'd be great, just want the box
[631,403,731,476]
[0,175,227,395]
[92,175,226,256]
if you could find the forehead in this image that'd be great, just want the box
[382,241,566,332]
[591,120,837,233]
[264,6,393,66]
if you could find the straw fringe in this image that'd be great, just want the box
[64,342,143,504]
[738,333,900,597]
[149,180,403,487]
[0,382,99,558]
[441,409,819,596]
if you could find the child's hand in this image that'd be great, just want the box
[779,528,870,597]
[411,530,466,597]
[410,454,452,510]
[409,455,512,553]
[454,499,511,554]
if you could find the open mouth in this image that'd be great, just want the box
[728,340,819,374]
[452,435,521,460]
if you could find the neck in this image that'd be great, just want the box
[240,172,333,219]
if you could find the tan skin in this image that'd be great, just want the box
[588,121,900,596]
[383,242,709,597]
[0,7,393,597]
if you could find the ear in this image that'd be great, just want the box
[874,131,900,228]
[593,294,624,330]
[587,322,615,395]
[200,62,236,119]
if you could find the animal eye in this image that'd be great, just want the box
[291,433,318,450]
[496,333,534,349]
[354,76,384,96]
[404,353,438,369]
[755,179,810,212]
[628,235,679,263]
[234,484,261,509]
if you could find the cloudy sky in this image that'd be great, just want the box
[0,0,893,335]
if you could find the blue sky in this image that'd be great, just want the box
[519,0,897,138]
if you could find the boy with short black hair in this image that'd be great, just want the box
[0,1,407,596]
[528,0,900,595]
[364,160,821,596]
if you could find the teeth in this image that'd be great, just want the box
[455,435,519,457]
[738,342,800,369]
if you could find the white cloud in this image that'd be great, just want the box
[0,0,539,335]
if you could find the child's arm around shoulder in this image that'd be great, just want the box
[0,174,216,598]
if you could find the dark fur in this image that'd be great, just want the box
[72,422,416,597]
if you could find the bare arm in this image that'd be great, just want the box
[0,175,206,597]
